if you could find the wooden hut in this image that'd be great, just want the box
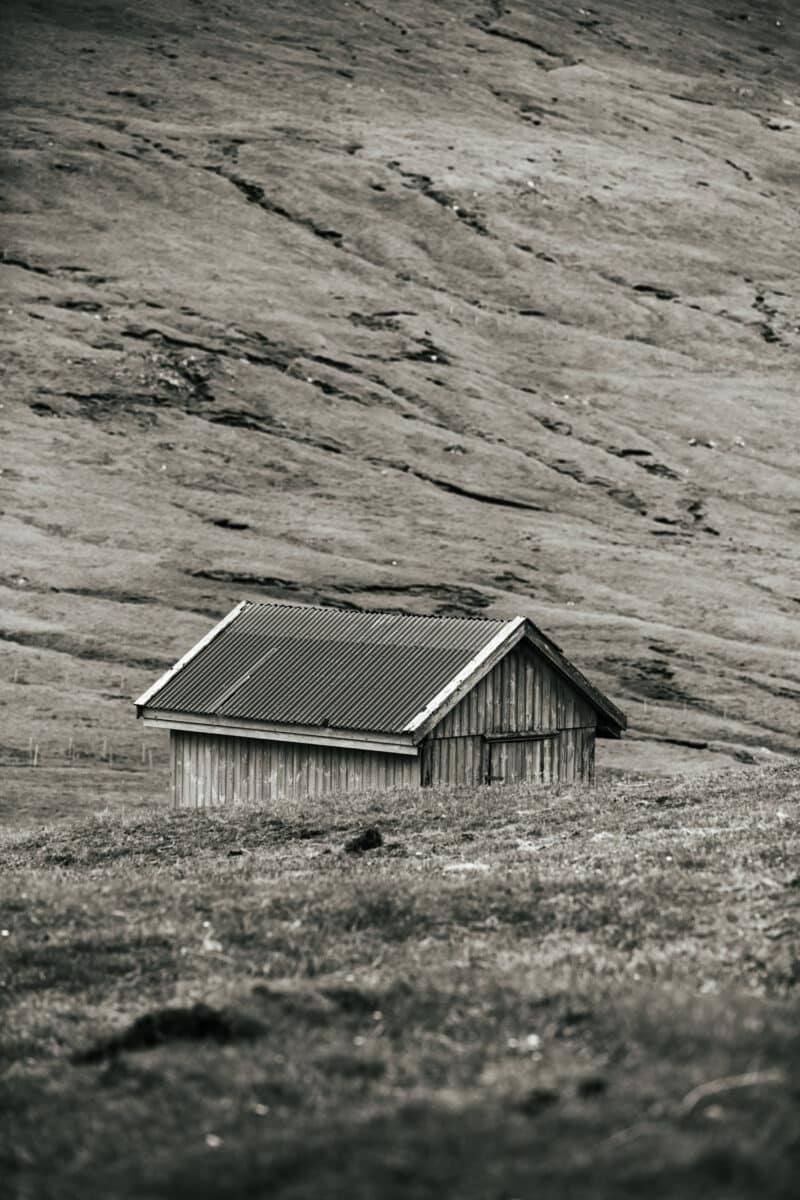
[135,601,626,807]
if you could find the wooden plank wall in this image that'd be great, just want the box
[431,643,596,737]
[424,643,596,787]
[486,727,595,785]
[420,736,487,787]
[171,731,418,808]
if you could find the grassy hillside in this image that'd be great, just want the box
[1,764,798,1198]
[2,0,799,795]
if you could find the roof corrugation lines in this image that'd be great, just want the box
[148,602,509,734]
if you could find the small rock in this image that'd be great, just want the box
[577,1075,607,1098]
[214,517,251,530]
[344,827,383,853]
[516,1087,559,1116]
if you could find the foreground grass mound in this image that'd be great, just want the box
[1,766,798,1199]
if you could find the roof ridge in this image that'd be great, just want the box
[137,601,626,736]
[242,598,510,623]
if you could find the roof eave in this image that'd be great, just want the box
[140,708,419,756]
[404,616,527,743]
[521,618,627,733]
[134,601,249,713]
[405,616,627,743]
[596,721,625,740]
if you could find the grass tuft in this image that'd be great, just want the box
[0,764,798,1198]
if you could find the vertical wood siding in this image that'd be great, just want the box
[513,726,595,786]
[170,731,417,808]
[170,642,600,803]
[423,643,596,788]
[420,735,487,787]
[431,643,596,737]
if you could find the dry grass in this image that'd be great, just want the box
[3,0,800,782]
[1,765,798,1198]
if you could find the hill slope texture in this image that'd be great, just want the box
[2,0,799,784]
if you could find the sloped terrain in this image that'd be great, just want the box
[1,766,798,1198]
[1,0,799,794]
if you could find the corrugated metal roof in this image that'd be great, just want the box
[147,602,511,734]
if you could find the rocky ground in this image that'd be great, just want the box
[2,0,799,799]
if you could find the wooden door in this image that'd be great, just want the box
[489,739,525,784]
[488,736,552,784]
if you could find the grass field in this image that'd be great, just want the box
[1,764,798,1199]
[0,765,169,830]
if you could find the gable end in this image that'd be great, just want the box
[414,624,625,742]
